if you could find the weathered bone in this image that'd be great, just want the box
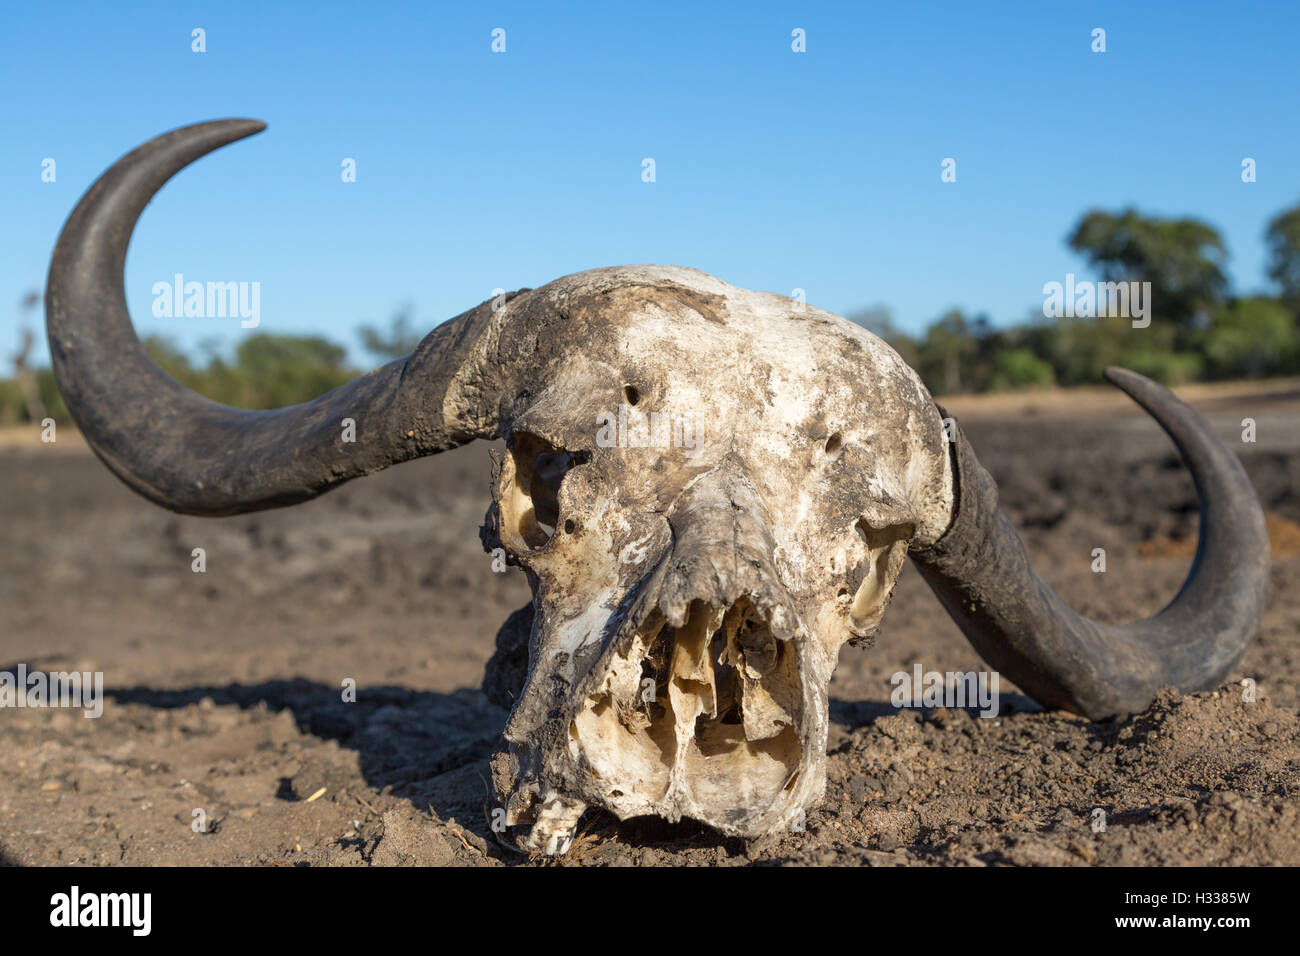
[47,119,1271,855]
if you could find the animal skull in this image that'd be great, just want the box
[46,120,1271,855]
[475,267,953,852]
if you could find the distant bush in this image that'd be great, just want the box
[1037,317,1132,387]
[0,334,360,426]
[0,379,26,426]
[861,297,1300,397]
[136,333,355,410]
[989,348,1055,390]
[856,202,1300,395]
[35,368,68,422]
[1111,348,1204,386]
[1202,297,1296,379]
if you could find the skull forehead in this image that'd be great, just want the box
[530,265,916,410]
[494,265,952,542]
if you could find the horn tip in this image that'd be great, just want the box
[1102,365,1138,387]
[1101,365,1162,403]
[176,118,267,142]
[215,118,267,136]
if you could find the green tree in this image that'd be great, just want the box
[1265,202,1300,303]
[989,347,1054,390]
[916,309,980,395]
[0,378,27,425]
[1067,208,1228,330]
[1203,297,1295,378]
[234,334,355,408]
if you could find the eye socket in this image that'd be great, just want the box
[622,384,640,406]
[504,433,589,550]
[845,519,913,634]
[824,432,843,459]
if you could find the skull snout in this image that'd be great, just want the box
[555,477,813,837]
[505,470,830,851]
[567,592,806,828]
[654,471,798,633]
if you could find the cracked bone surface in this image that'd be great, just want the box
[50,121,1270,859]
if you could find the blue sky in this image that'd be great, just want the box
[3,0,1298,367]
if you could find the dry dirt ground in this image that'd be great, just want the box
[1,383,1297,867]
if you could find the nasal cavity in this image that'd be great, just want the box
[504,432,589,549]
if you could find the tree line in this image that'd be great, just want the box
[5,202,1300,425]
[0,309,422,427]
[854,204,1300,394]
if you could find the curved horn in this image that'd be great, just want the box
[47,120,500,516]
[909,367,1269,720]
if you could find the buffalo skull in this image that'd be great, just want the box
[46,121,1270,854]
